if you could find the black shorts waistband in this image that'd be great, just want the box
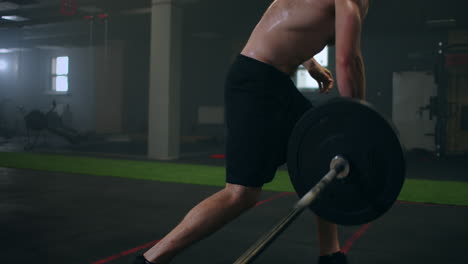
[233,54,291,79]
[225,55,294,91]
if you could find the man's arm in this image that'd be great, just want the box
[335,0,366,99]
[302,58,321,72]
[303,58,334,93]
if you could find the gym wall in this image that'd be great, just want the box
[0,45,95,134]
[1,0,467,155]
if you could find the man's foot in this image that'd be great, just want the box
[133,255,154,264]
[318,251,348,264]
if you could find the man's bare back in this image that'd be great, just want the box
[242,0,368,81]
[242,0,336,75]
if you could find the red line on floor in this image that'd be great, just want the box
[90,192,292,264]
[255,192,294,207]
[210,154,225,159]
[341,223,372,254]
[90,240,160,264]
[339,199,468,254]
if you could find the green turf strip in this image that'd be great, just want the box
[1,152,467,206]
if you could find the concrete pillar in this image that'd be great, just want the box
[148,0,182,160]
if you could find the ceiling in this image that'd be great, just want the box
[0,0,467,49]
[0,0,210,48]
[0,0,156,27]
[1,0,468,29]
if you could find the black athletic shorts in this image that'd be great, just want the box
[224,54,313,187]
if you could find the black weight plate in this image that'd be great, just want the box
[287,98,406,226]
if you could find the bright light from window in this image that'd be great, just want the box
[55,56,69,75]
[296,67,317,88]
[57,57,68,75]
[53,76,69,92]
[295,46,329,90]
[314,46,329,67]
[1,15,29,22]
[52,56,69,92]
[0,60,7,71]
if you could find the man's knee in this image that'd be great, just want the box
[224,183,262,209]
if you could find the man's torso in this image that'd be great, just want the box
[241,0,337,75]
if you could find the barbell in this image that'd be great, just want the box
[234,98,406,264]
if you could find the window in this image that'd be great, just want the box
[0,59,7,71]
[294,46,329,90]
[52,56,69,93]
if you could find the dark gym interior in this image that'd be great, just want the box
[1,0,468,263]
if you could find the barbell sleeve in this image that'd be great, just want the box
[233,156,349,264]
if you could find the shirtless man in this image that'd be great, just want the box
[136,0,368,263]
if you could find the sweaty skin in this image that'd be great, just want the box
[242,0,336,74]
[242,0,368,99]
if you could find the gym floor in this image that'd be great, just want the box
[1,140,468,264]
